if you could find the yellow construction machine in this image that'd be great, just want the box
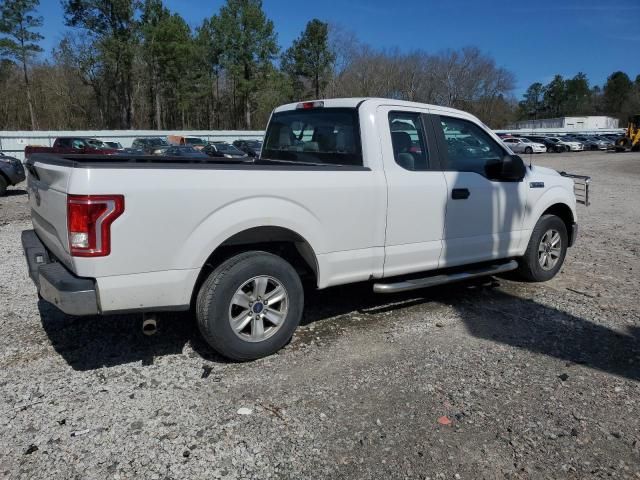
[615,114,640,152]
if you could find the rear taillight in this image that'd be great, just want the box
[67,194,124,257]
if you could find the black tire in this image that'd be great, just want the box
[196,251,303,361]
[0,176,7,196]
[524,146,533,154]
[515,214,568,282]
[546,146,553,153]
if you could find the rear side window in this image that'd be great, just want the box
[388,112,429,171]
[263,108,362,166]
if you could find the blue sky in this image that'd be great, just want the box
[36,0,640,98]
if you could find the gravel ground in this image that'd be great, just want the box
[1,151,639,479]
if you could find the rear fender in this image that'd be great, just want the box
[177,195,326,282]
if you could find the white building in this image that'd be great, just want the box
[511,116,619,131]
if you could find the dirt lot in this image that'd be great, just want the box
[1,151,639,479]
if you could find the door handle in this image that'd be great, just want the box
[451,188,470,200]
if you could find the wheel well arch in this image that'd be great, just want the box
[190,226,319,306]
[542,203,574,237]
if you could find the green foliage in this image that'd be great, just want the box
[211,0,278,128]
[62,0,140,128]
[282,19,335,99]
[0,0,43,129]
[518,82,545,117]
[519,71,639,123]
[603,71,633,114]
[542,75,566,117]
[0,0,43,62]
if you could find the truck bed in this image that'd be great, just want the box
[26,153,370,171]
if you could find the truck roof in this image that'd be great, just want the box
[273,97,471,117]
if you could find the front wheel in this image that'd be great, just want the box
[524,146,533,154]
[196,251,303,361]
[515,214,568,282]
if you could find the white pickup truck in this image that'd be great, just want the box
[22,98,589,360]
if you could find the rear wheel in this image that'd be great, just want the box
[515,214,568,282]
[196,251,304,361]
[0,176,6,196]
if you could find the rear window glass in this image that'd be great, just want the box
[263,108,362,166]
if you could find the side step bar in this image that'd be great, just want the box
[373,260,518,294]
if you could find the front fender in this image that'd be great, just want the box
[526,185,577,231]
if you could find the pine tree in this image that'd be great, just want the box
[282,19,335,99]
[0,0,43,130]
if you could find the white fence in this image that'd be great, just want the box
[0,129,265,161]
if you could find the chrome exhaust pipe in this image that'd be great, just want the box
[142,313,157,336]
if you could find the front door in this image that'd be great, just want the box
[431,114,527,267]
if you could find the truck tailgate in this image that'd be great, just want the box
[26,157,73,268]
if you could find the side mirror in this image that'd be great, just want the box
[485,155,526,182]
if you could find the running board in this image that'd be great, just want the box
[373,260,518,294]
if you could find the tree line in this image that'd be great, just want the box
[0,0,637,132]
[518,72,640,125]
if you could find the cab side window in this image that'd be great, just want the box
[439,116,504,176]
[388,112,428,171]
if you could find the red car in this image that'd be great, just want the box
[25,137,117,160]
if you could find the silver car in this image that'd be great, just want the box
[503,137,547,154]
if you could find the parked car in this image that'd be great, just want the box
[22,98,586,360]
[203,142,248,159]
[162,146,209,158]
[502,137,546,154]
[233,139,263,157]
[0,152,25,196]
[131,137,169,155]
[547,136,583,152]
[591,135,615,149]
[525,136,567,153]
[168,135,208,150]
[563,135,600,151]
[24,137,118,160]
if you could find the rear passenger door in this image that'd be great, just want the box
[377,107,448,277]
[431,114,527,267]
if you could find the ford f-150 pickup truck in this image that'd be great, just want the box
[22,98,589,360]
[24,137,118,160]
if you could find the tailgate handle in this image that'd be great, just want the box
[452,188,470,200]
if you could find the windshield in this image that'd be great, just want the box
[263,108,362,166]
[185,137,205,145]
[519,138,531,143]
[148,138,168,146]
[245,140,262,148]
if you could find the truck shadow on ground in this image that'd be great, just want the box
[38,280,640,381]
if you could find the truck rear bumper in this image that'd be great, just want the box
[22,230,99,316]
